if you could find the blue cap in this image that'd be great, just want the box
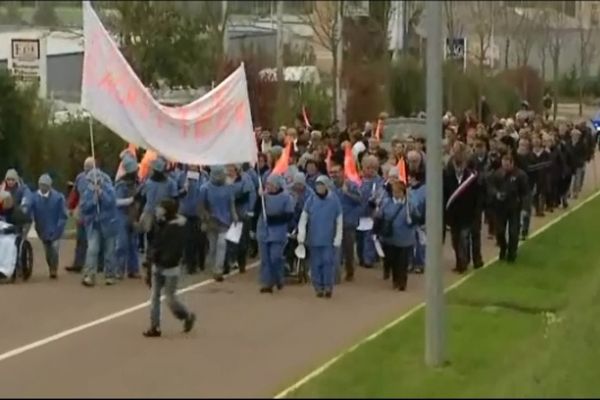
[122,156,139,174]
[38,174,52,186]
[152,157,166,173]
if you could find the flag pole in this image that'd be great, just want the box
[88,115,100,214]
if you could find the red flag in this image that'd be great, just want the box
[344,143,362,185]
[272,140,292,175]
[396,157,407,184]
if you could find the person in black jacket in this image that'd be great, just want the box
[488,152,529,263]
[467,136,489,269]
[443,141,481,274]
[528,133,551,217]
[143,198,196,338]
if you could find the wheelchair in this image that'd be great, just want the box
[9,235,34,283]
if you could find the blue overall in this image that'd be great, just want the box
[29,189,68,272]
[114,177,140,276]
[80,172,118,279]
[256,189,295,288]
[357,176,384,267]
[304,191,342,293]
[409,183,427,269]
[332,181,362,273]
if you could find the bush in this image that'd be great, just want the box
[389,56,425,117]
[32,1,59,27]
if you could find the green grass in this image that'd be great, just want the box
[285,194,600,398]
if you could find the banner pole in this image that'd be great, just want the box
[88,115,100,214]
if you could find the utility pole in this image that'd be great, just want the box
[222,0,229,57]
[424,0,445,368]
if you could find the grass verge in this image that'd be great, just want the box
[285,194,600,398]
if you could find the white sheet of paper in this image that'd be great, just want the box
[225,222,243,244]
[373,235,385,258]
[357,217,374,232]
[417,227,427,245]
[0,233,18,278]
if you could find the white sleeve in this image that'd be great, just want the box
[334,214,343,247]
[297,210,308,244]
[116,197,134,207]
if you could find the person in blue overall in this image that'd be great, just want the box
[139,157,179,271]
[179,165,206,274]
[27,174,68,280]
[375,176,421,291]
[225,164,256,274]
[114,155,142,279]
[80,168,119,287]
[298,175,343,298]
[330,164,362,282]
[408,170,426,274]
[357,155,384,269]
[285,172,313,274]
[199,166,237,282]
[257,174,295,293]
[66,157,96,273]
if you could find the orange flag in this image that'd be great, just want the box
[272,140,292,175]
[374,118,383,140]
[344,143,362,185]
[138,149,158,181]
[396,157,407,184]
[325,147,333,174]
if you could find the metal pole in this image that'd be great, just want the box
[425,0,445,368]
[276,0,285,125]
[335,1,344,127]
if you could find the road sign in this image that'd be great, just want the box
[445,37,467,72]
[8,36,48,99]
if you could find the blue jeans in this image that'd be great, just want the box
[206,230,227,276]
[149,266,190,329]
[42,240,59,273]
[84,227,116,279]
[258,240,285,288]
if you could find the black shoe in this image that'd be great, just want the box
[260,287,273,294]
[49,271,58,279]
[383,271,390,280]
[213,274,224,282]
[316,291,324,298]
[324,291,332,298]
[507,255,517,264]
[276,283,283,291]
[345,274,354,282]
[65,266,82,273]
[183,313,196,333]
[473,261,484,269]
[239,264,246,274]
[142,327,162,338]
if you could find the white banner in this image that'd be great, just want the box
[81,1,257,165]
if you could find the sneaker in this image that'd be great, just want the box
[82,275,95,287]
[105,278,116,286]
[183,313,196,333]
[65,265,82,273]
[142,327,162,338]
[316,291,324,298]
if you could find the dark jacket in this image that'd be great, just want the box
[1,206,32,235]
[149,215,187,269]
[488,167,530,213]
[443,163,480,228]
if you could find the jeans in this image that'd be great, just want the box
[72,224,87,267]
[42,240,59,273]
[412,227,426,269]
[84,227,116,279]
[149,266,190,329]
[206,230,227,276]
[572,166,585,197]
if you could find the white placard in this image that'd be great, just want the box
[357,217,374,232]
[225,222,243,244]
[8,36,48,99]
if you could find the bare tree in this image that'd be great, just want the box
[468,0,496,73]
[443,1,465,113]
[546,8,566,120]
[577,5,598,116]
[538,34,549,82]
[302,1,344,121]
[514,11,537,68]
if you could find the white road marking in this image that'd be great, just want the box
[273,189,600,398]
[0,261,259,363]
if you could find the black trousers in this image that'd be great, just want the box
[495,209,521,260]
[469,211,483,266]
[450,225,470,272]
[183,216,207,273]
[382,245,411,289]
